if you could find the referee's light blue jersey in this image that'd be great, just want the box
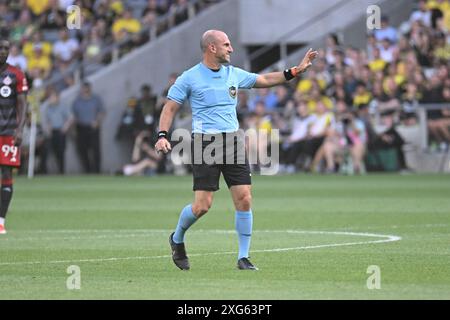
[167,62,258,134]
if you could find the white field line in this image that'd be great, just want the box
[0,229,402,241]
[5,223,447,235]
[0,230,401,266]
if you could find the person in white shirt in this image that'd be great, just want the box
[282,102,317,173]
[378,38,396,63]
[409,0,432,28]
[374,16,398,44]
[6,44,27,71]
[53,29,79,63]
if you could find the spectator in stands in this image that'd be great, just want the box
[27,44,52,79]
[116,96,145,143]
[374,15,398,44]
[9,9,34,44]
[353,81,372,109]
[366,109,408,171]
[112,8,142,42]
[168,0,189,27]
[6,43,27,71]
[249,88,278,112]
[401,82,421,125]
[43,89,73,174]
[49,60,75,93]
[53,29,80,64]
[142,0,167,31]
[23,31,52,60]
[321,101,367,174]
[424,74,450,149]
[281,101,317,173]
[378,38,396,63]
[26,0,50,18]
[432,32,450,63]
[72,82,105,173]
[245,101,273,171]
[121,130,162,176]
[428,0,450,31]
[325,33,340,66]
[307,101,335,172]
[39,0,66,31]
[368,47,387,73]
[81,27,104,75]
[139,84,158,132]
[274,85,292,109]
[410,0,432,27]
[306,87,333,113]
[0,1,15,24]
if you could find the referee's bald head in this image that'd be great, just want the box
[200,30,226,52]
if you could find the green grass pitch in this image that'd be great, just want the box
[0,174,449,299]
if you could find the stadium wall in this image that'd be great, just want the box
[239,0,390,45]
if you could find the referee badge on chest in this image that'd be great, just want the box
[229,86,237,99]
[0,86,11,98]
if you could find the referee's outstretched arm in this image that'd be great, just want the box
[254,48,318,88]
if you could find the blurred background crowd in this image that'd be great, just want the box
[1,0,449,176]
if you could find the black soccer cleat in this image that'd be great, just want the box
[237,257,258,271]
[169,232,190,270]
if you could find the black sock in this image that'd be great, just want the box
[0,185,13,219]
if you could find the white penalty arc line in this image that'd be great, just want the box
[0,230,401,266]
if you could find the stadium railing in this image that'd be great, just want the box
[244,0,350,72]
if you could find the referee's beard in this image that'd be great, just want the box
[217,53,231,64]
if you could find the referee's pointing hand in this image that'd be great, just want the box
[298,48,318,73]
[155,138,171,154]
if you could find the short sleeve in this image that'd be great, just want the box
[15,69,28,93]
[233,67,258,89]
[167,72,190,105]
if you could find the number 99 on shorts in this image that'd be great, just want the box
[0,136,20,166]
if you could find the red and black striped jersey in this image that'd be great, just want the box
[0,64,28,136]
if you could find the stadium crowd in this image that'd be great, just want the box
[115,0,450,176]
[0,0,218,174]
[253,1,450,174]
[7,0,450,175]
[2,0,220,93]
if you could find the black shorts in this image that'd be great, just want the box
[191,132,251,191]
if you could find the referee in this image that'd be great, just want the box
[155,30,317,270]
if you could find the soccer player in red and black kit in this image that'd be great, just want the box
[0,39,28,234]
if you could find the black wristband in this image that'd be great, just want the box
[157,131,168,140]
[284,69,295,81]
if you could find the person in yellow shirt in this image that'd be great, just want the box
[433,33,450,62]
[27,45,52,79]
[306,88,333,113]
[112,10,142,41]
[427,0,450,30]
[23,31,52,59]
[110,0,124,16]
[296,70,326,94]
[27,0,49,17]
[353,82,372,108]
[368,47,387,73]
